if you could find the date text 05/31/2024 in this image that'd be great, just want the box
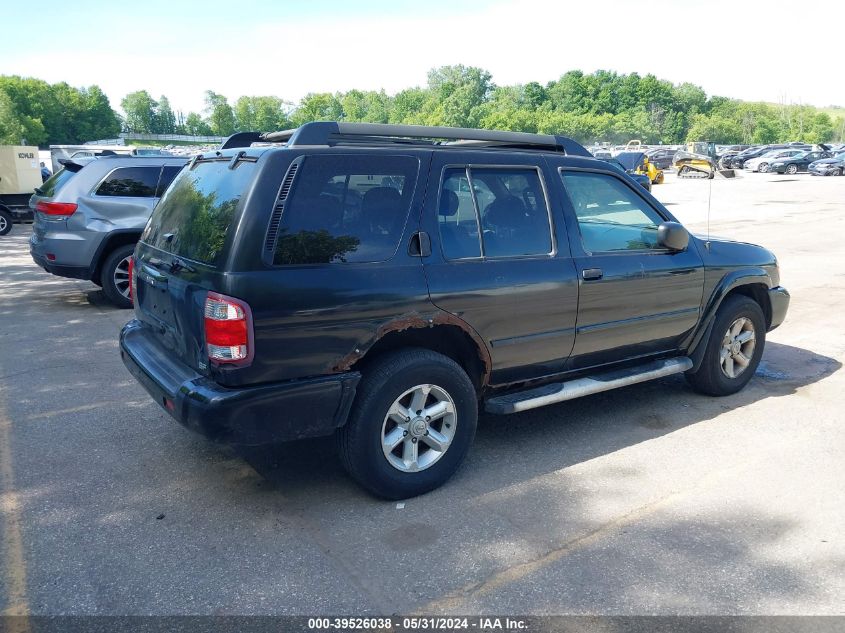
[307,617,529,630]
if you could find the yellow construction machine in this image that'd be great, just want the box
[674,141,737,179]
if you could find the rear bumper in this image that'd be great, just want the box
[119,321,360,445]
[30,245,92,280]
[768,286,790,331]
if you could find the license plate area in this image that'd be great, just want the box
[138,267,176,328]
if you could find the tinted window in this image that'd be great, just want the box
[95,166,160,197]
[438,169,481,259]
[438,167,551,259]
[155,165,183,197]
[561,171,665,253]
[142,160,256,267]
[37,168,75,198]
[274,154,417,265]
[475,168,551,257]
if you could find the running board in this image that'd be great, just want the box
[485,357,693,415]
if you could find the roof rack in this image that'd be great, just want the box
[220,122,592,157]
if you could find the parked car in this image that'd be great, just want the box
[599,157,652,191]
[119,122,789,499]
[808,153,845,176]
[727,145,797,169]
[744,149,806,173]
[29,155,186,307]
[769,150,833,174]
[645,147,676,170]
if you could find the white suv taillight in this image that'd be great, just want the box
[204,292,253,365]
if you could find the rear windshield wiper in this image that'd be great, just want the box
[169,256,196,274]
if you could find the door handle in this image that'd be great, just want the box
[582,268,603,281]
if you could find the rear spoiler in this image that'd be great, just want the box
[57,158,87,173]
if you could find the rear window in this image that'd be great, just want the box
[141,159,257,267]
[37,168,75,198]
[95,166,160,197]
[273,154,418,265]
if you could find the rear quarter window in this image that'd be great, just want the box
[141,159,256,267]
[273,154,418,265]
[95,166,161,197]
[37,168,75,198]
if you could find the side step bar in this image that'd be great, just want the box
[485,357,693,415]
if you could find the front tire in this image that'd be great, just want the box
[685,295,766,396]
[0,208,12,236]
[786,164,798,175]
[337,348,478,499]
[100,244,135,309]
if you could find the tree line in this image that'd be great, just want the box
[2,67,843,147]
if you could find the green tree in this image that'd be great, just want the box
[204,91,235,136]
[426,65,493,127]
[291,92,343,126]
[184,112,213,136]
[155,95,176,134]
[121,90,157,133]
[0,87,45,144]
[234,96,290,132]
[0,89,27,144]
[686,114,743,144]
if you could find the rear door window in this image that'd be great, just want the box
[273,154,418,265]
[95,166,161,197]
[141,159,257,267]
[437,166,552,259]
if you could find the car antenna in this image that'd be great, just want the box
[706,175,712,251]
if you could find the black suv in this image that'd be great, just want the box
[120,123,789,499]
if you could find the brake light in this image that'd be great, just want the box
[36,201,77,217]
[204,292,253,365]
[128,256,136,302]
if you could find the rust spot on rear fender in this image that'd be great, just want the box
[331,311,491,385]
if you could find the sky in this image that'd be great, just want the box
[2,0,843,116]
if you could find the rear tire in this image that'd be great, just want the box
[759,162,769,173]
[685,295,766,396]
[100,244,135,309]
[0,209,12,236]
[336,348,477,499]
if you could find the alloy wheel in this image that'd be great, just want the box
[720,317,756,379]
[113,255,132,299]
[381,384,457,473]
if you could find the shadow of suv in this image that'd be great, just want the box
[119,123,789,499]
[29,155,186,307]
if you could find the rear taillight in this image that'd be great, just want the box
[35,201,77,218]
[128,256,136,303]
[204,292,253,365]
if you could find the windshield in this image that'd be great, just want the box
[141,158,258,267]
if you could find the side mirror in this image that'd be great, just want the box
[657,221,689,251]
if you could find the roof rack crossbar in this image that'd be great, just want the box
[222,122,592,157]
